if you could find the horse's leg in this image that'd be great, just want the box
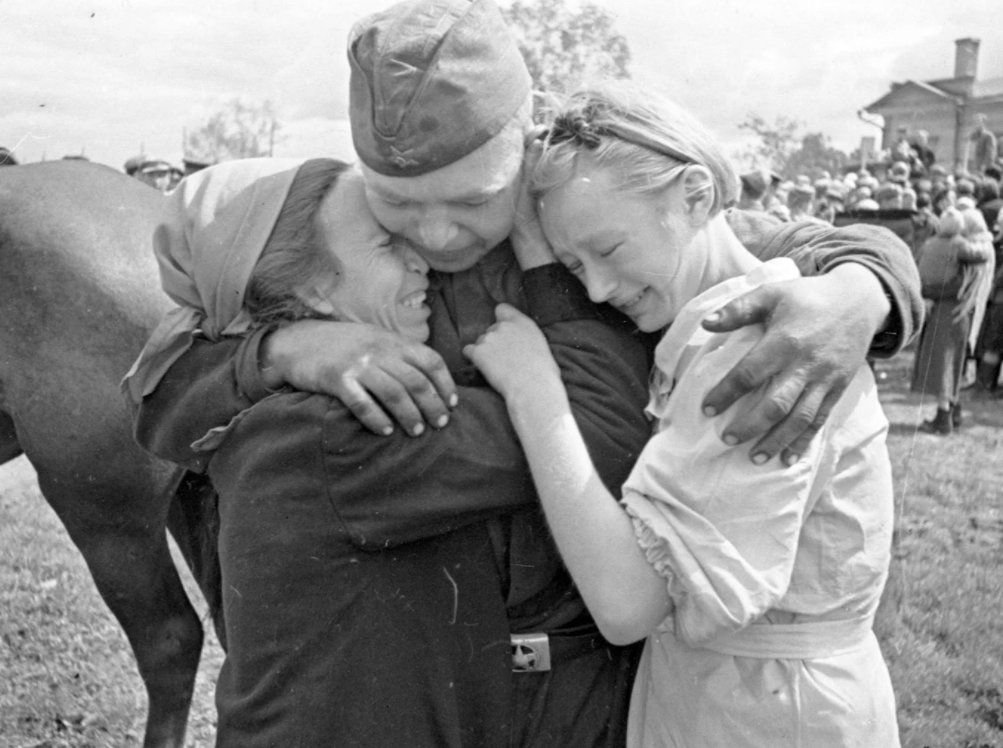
[33,463,203,748]
[0,160,207,746]
[0,411,23,463]
[167,471,226,649]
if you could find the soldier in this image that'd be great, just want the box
[136,158,175,192]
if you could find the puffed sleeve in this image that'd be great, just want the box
[620,322,875,646]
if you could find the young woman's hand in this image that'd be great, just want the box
[463,303,560,401]
[261,319,456,437]
[509,139,556,270]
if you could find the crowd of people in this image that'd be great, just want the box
[738,134,1003,237]
[737,128,1003,437]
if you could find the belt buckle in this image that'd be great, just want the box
[511,632,551,673]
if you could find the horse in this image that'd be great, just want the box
[0,160,219,748]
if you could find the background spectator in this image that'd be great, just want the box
[969,114,998,175]
[123,154,146,176]
[135,158,175,192]
[738,170,769,211]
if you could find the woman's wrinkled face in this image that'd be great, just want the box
[310,170,431,342]
[538,162,702,332]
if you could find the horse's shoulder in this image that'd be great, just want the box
[0,160,165,225]
[0,160,173,328]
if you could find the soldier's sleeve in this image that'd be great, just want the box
[726,209,923,357]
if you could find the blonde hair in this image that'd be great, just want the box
[531,81,738,215]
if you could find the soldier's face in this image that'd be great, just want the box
[361,131,524,273]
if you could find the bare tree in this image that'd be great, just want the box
[737,113,803,175]
[785,132,849,180]
[737,114,850,179]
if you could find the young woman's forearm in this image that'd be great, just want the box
[505,378,671,644]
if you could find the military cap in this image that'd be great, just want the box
[140,158,173,174]
[825,185,846,202]
[123,154,146,175]
[348,0,532,177]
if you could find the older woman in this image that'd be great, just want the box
[467,83,900,746]
[124,157,651,746]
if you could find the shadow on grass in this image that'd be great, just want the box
[964,399,1003,428]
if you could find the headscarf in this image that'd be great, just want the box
[123,158,306,402]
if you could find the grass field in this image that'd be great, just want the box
[1,355,1001,747]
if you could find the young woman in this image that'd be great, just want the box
[466,84,900,746]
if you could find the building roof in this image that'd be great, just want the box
[863,80,960,111]
[973,76,1003,100]
[865,74,1003,113]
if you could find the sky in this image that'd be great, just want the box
[3,0,1001,172]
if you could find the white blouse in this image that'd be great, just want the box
[621,258,900,747]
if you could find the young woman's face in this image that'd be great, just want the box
[538,162,702,332]
[311,170,431,342]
